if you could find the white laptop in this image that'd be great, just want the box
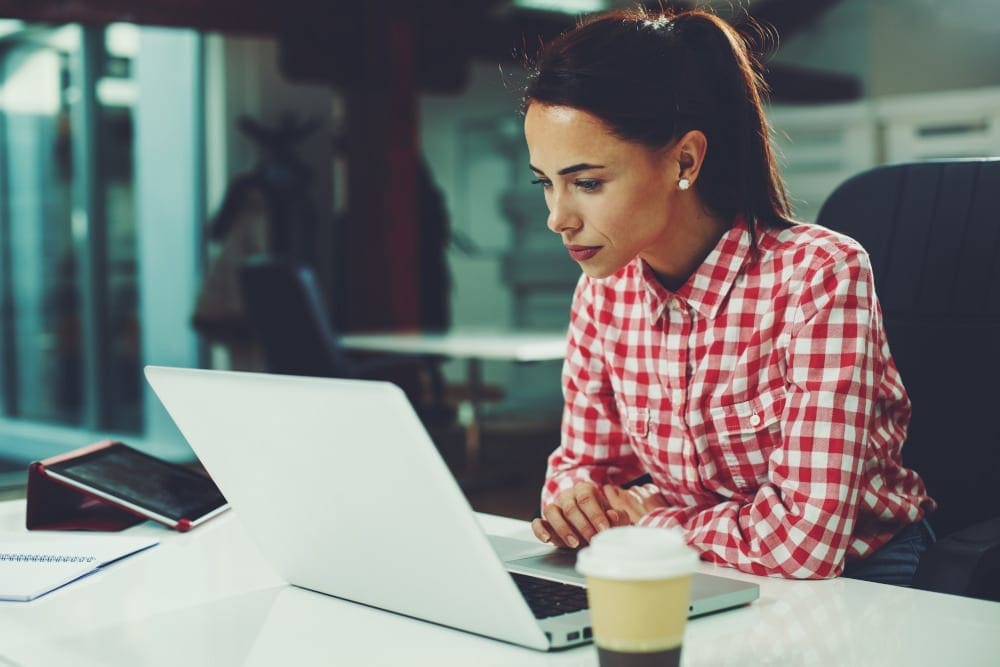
[144,366,758,651]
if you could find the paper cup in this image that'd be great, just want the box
[576,526,698,667]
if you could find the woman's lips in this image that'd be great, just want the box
[566,245,602,261]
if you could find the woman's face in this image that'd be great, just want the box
[524,103,680,279]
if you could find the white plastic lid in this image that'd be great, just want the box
[576,526,699,580]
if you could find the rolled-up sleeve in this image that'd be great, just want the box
[542,276,646,508]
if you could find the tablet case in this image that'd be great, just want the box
[26,440,173,532]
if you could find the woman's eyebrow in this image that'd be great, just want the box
[529,163,606,176]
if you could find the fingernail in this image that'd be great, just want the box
[596,521,609,532]
[540,532,550,543]
[566,535,579,548]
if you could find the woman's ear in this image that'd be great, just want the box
[674,130,709,186]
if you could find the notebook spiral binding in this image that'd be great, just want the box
[0,553,97,563]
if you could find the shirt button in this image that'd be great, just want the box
[668,298,681,310]
[748,413,761,427]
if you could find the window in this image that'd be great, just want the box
[0,23,203,475]
[0,23,139,431]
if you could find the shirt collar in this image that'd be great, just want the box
[635,218,752,324]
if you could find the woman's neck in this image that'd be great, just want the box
[642,206,732,292]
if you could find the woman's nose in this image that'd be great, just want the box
[546,195,581,234]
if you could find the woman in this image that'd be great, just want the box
[524,7,936,583]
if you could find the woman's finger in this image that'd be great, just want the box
[531,517,568,547]
[570,482,612,535]
[551,487,598,545]
[623,489,647,522]
[603,484,627,511]
[607,508,632,527]
[543,502,585,549]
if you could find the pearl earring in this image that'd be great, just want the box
[678,178,691,191]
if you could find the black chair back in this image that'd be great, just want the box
[815,159,1000,537]
[239,256,350,377]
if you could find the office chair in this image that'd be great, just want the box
[815,158,1000,601]
[238,255,454,429]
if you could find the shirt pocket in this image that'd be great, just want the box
[617,402,650,439]
[704,387,786,493]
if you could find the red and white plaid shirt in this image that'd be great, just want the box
[543,218,935,579]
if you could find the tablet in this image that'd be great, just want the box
[43,442,229,530]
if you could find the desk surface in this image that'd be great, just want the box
[1,500,998,666]
[339,329,566,362]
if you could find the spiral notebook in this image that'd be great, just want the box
[0,534,158,601]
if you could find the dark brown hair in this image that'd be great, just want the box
[523,7,791,235]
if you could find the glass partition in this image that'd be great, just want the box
[0,24,143,432]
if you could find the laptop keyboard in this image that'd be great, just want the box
[510,573,589,619]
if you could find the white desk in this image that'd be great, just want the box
[339,330,567,362]
[2,499,999,666]
[340,329,567,473]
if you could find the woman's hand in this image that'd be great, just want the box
[603,483,668,524]
[531,482,629,549]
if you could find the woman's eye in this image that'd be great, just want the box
[575,179,602,192]
[530,178,552,190]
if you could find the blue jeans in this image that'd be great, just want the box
[842,519,936,586]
